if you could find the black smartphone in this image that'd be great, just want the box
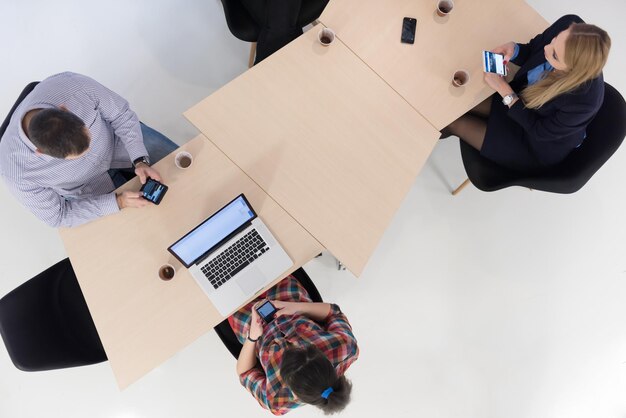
[256,300,278,323]
[401,17,417,44]
[140,177,168,205]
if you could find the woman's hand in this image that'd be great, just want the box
[272,300,301,317]
[249,301,264,340]
[491,41,516,62]
[483,73,518,107]
[483,72,510,91]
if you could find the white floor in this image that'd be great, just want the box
[1,1,625,417]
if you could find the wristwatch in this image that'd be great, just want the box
[132,156,150,168]
[502,93,518,106]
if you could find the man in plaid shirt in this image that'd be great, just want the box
[232,275,359,415]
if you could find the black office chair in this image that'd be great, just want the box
[0,258,107,371]
[220,0,261,68]
[452,82,626,195]
[297,0,330,29]
[0,82,39,140]
[214,267,323,359]
[220,0,329,67]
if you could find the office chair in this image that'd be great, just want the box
[220,0,329,67]
[214,267,323,359]
[0,258,107,371]
[220,0,261,68]
[297,0,330,28]
[452,82,626,195]
[0,81,39,140]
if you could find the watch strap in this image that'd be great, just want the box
[132,156,150,168]
[502,93,518,106]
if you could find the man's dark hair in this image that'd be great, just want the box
[28,108,89,158]
[280,344,353,415]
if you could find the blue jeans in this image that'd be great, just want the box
[108,123,178,188]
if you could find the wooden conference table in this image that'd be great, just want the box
[185,27,439,277]
[318,0,548,129]
[60,0,548,389]
[60,136,323,389]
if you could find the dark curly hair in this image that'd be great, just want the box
[280,344,352,415]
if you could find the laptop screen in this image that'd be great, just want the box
[168,194,256,267]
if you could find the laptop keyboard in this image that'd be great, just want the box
[200,229,270,289]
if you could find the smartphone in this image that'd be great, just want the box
[401,17,417,44]
[482,51,507,76]
[140,177,168,205]
[255,300,278,323]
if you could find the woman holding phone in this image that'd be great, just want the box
[441,15,611,172]
[233,275,359,415]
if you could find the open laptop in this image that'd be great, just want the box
[168,194,292,315]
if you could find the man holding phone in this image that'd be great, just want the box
[0,72,178,227]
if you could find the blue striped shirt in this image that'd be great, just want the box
[0,72,148,227]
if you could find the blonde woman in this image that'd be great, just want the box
[442,15,611,172]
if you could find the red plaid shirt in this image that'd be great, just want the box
[232,276,359,415]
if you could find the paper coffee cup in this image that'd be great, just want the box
[452,69,470,87]
[319,28,335,46]
[175,151,193,169]
[437,0,454,16]
[158,264,176,281]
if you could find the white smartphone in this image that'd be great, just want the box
[482,51,507,76]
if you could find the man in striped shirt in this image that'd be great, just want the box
[0,72,177,227]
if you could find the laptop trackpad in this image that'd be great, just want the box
[236,266,267,295]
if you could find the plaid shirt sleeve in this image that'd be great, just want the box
[239,365,300,416]
[322,304,360,375]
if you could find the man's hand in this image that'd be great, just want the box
[116,191,150,209]
[134,162,162,185]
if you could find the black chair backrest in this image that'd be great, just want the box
[461,82,626,193]
[522,82,626,193]
[297,0,330,27]
[0,258,106,371]
[0,82,39,141]
[214,267,322,359]
[220,0,260,42]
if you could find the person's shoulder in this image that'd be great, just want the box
[0,141,31,183]
[40,72,98,92]
[545,15,585,36]
[553,14,585,28]
[571,73,604,98]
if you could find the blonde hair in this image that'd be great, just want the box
[521,23,611,109]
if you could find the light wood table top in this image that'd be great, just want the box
[185,28,440,277]
[59,135,323,389]
[319,0,548,129]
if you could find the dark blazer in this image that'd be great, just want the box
[482,15,605,172]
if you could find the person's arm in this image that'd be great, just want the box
[512,15,584,66]
[72,73,165,185]
[2,173,153,227]
[236,301,264,375]
[483,73,520,107]
[507,98,598,145]
[3,179,119,228]
[272,301,332,322]
[72,73,148,164]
